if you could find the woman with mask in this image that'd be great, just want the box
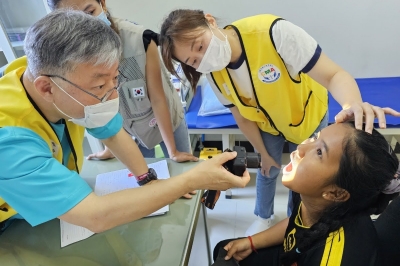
[47,1,198,187]
[159,9,400,232]
[212,122,399,266]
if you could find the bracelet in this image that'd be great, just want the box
[247,236,258,253]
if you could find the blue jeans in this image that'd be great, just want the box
[137,119,191,158]
[254,112,329,219]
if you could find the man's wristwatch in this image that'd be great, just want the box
[135,168,158,186]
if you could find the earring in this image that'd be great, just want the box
[322,193,327,197]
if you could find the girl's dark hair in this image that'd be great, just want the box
[159,9,209,91]
[281,123,399,265]
[47,0,119,34]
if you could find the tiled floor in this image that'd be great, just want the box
[205,153,291,254]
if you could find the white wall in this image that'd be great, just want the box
[107,0,400,78]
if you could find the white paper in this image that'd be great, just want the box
[60,160,170,247]
[94,160,170,217]
[60,220,94,248]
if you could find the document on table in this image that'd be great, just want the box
[60,221,94,248]
[60,160,170,247]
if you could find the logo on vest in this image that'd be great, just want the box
[258,64,281,83]
[51,140,60,156]
[149,118,157,127]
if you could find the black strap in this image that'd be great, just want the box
[63,122,80,174]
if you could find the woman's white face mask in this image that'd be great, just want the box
[96,3,111,26]
[196,25,232,74]
[51,78,119,129]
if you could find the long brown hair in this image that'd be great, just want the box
[159,9,209,91]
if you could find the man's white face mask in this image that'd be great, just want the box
[50,77,119,128]
[196,25,232,74]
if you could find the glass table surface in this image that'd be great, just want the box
[0,158,202,266]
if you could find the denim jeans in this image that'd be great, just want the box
[137,119,191,158]
[254,112,329,219]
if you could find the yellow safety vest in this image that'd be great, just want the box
[210,14,328,144]
[0,56,85,222]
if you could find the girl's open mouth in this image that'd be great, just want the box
[283,161,293,175]
[283,151,297,175]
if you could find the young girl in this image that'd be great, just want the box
[213,123,399,266]
[159,9,399,233]
[47,1,198,166]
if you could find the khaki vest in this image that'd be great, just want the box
[115,18,184,149]
[0,57,85,222]
[210,14,328,144]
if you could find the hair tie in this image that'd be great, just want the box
[296,248,301,254]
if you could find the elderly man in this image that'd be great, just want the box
[0,10,250,233]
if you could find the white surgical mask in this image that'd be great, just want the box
[97,3,111,26]
[51,78,119,128]
[196,25,232,74]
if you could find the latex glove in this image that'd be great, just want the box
[334,102,400,134]
[224,237,253,261]
[260,155,281,177]
[170,151,199,163]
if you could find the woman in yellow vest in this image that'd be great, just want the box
[159,9,399,236]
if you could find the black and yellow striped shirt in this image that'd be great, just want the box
[284,200,380,265]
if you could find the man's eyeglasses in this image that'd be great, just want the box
[42,74,127,103]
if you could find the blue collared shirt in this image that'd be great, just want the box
[0,113,122,226]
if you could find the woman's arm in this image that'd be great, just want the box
[307,52,400,133]
[230,107,280,177]
[271,20,400,134]
[145,40,197,162]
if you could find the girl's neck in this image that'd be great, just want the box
[300,196,330,227]
[223,27,242,64]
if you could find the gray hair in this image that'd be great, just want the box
[24,9,122,78]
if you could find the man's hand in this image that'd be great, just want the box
[260,155,280,177]
[335,102,400,134]
[185,151,251,191]
[170,151,199,163]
